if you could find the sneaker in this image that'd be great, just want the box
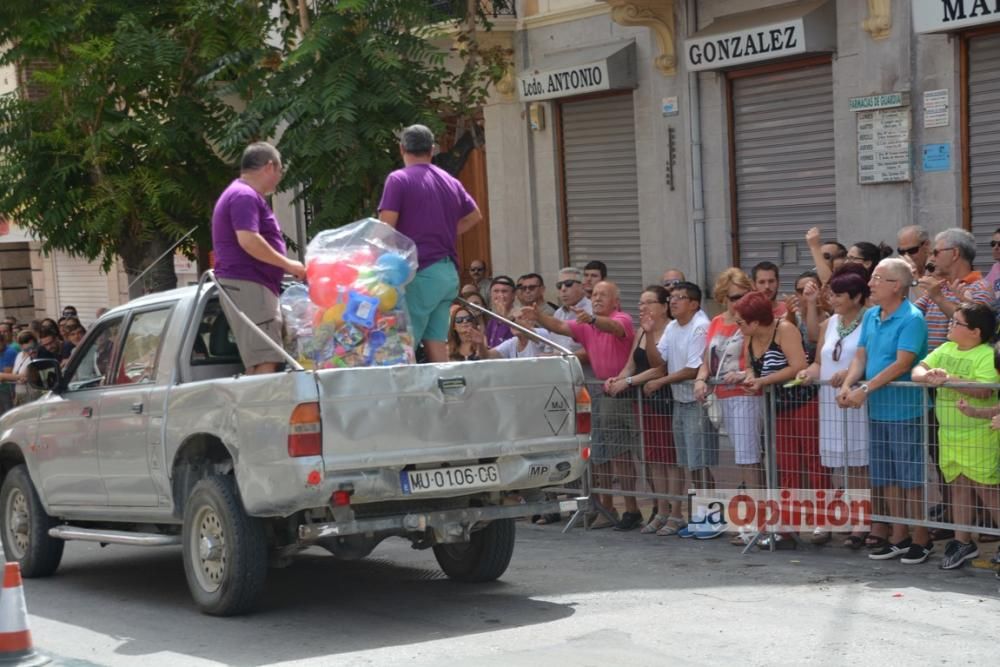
[676,525,695,538]
[939,540,979,570]
[868,537,912,560]
[693,521,728,540]
[614,511,644,532]
[900,541,934,565]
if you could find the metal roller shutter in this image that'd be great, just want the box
[731,63,836,292]
[54,251,115,325]
[561,94,642,314]
[968,34,1000,271]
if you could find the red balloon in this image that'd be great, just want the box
[309,277,342,308]
[306,257,335,282]
[313,260,358,285]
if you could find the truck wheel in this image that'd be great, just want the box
[0,464,64,578]
[181,476,267,616]
[433,518,516,583]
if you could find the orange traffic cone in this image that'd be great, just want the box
[0,563,48,666]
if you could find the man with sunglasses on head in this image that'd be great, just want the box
[468,259,492,306]
[915,228,991,353]
[983,227,1000,312]
[896,225,932,279]
[546,267,593,355]
[514,273,556,316]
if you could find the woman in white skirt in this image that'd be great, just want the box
[797,264,870,548]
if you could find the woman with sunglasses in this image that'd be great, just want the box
[797,264,870,548]
[694,269,761,515]
[448,308,483,361]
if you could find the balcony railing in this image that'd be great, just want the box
[430,0,517,19]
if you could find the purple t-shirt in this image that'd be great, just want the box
[211,179,286,295]
[378,164,477,270]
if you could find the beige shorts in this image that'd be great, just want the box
[217,277,284,368]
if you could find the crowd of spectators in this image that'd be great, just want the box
[0,305,99,413]
[450,225,1000,574]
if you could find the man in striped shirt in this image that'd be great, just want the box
[915,228,991,351]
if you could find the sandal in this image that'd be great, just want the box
[843,533,867,550]
[864,535,890,550]
[656,517,687,537]
[641,514,670,534]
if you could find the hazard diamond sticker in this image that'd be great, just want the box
[544,387,570,436]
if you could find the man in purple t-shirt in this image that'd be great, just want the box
[378,125,482,363]
[211,142,305,374]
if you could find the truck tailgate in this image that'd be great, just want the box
[314,356,583,471]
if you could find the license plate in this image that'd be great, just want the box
[401,464,500,495]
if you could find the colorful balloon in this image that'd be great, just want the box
[375,252,412,287]
[371,283,399,312]
[309,277,343,308]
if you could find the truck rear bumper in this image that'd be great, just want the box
[297,497,588,545]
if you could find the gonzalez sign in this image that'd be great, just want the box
[686,22,804,71]
[914,0,1000,32]
[684,0,836,72]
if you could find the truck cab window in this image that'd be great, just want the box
[64,318,123,391]
[111,307,173,386]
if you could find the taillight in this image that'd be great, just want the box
[288,402,322,457]
[575,386,591,435]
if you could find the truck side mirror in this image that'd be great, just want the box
[26,358,62,393]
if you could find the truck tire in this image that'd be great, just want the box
[181,475,267,616]
[433,518,516,583]
[0,464,64,578]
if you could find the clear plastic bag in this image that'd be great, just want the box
[281,217,418,369]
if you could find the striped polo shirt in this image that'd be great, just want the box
[915,271,991,351]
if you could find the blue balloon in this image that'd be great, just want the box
[375,253,412,287]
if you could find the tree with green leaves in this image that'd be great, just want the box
[0,1,275,295]
[0,0,508,295]
[218,0,510,232]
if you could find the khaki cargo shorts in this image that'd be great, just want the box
[217,277,284,368]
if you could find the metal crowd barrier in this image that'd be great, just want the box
[571,378,1000,550]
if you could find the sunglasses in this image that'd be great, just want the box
[991,241,1000,248]
[555,279,580,289]
[727,293,747,301]
[662,279,681,287]
[454,315,478,324]
[897,244,922,256]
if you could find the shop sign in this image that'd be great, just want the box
[848,92,908,111]
[518,41,636,103]
[856,107,912,184]
[685,21,805,71]
[518,62,609,102]
[914,0,1000,33]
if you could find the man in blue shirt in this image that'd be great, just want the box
[839,258,931,564]
[0,324,19,415]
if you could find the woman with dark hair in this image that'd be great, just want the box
[845,242,893,279]
[734,291,819,548]
[447,307,482,361]
[606,285,674,533]
[798,263,871,547]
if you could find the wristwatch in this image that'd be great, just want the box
[859,383,870,394]
[625,376,633,386]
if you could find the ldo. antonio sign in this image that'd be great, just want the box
[517,42,637,103]
[519,63,608,101]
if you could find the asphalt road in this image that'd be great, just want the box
[19,522,1000,667]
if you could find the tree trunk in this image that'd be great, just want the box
[120,234,179,300]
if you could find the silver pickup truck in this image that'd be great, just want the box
[0,278,589,615]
